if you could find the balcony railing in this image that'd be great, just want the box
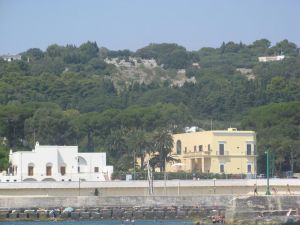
[216,150,257,156]
[216,151,229,156]
[182,151,211,158]
[181,150,257,157]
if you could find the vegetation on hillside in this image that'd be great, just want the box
[0,39,299,173]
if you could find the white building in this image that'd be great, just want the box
[0,142,113,182]
[258,55,285,62]
[0,54,22,62]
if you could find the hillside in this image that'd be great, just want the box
[0,39,299,173]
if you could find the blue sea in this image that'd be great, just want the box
[0,220,193,225]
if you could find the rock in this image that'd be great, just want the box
[70,212,80,220]
[90,212,101,219]
[101,209,112,219]
[9,212,18,219]
[27,211,37,219]
[80,212,90,219]
[123,210,133,218]
[165,210,176,219]
[18,213,27,219]
[0,212,9,219]
[60,212,70,219]
[132,210,144,219]
[112,208,123,219]
[144,210,155,219]
[176,209,186,219]
[154,210,165,219]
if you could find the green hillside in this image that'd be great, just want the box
[0,39,299,174]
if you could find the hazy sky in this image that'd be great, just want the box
[1,0,299,54]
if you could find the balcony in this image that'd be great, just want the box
[216,150,257,156]
[182,151,211,158]
[216,151,229,156]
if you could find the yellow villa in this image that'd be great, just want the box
[166,128,257,175]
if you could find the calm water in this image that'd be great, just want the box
[0,220,192,225]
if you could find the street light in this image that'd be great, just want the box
[265,149,271,195]
[78,178,81,196]
[133,150,136,180]
[213,178,216,194]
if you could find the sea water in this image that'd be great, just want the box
[0,220,193,225]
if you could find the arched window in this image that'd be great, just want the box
[77,156,88,173]
[60,163,66,176]
[46,163,53,176]
[28,163,34,176]
[176,140,182,155]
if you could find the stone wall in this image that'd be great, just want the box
[1,195,300,224]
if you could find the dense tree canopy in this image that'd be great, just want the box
[0,39,300,173]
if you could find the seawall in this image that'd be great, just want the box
[1,195,300,224]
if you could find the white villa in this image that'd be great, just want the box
[0,142,113,182]
[0,54,22,62]
[258,55,285,62]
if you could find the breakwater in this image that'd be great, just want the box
[0,196,300,224]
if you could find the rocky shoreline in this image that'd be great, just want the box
[0,206,218,223]
[1,195,300,224]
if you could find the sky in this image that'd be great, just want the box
[0,0,300,54]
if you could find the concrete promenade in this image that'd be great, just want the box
[0,179,299,196]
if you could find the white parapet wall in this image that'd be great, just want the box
[0,179,299,197]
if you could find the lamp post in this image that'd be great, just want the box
[20,152,23,182]
[133,150,136,180]
[164,157,167,196]
[78,178,81,196]
[265,149,271,195]
[213,178,216,194]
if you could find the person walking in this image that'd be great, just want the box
[287,184,292,195]
[254,184,258,196]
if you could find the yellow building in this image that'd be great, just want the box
[167,128,257,175]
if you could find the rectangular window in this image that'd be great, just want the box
[208,144,211,151]
[60,166,66,176]
[247,164,252,173]
[220,164,224,173]
[94,167,99,172]
[219,144,224,155]
[184,147,187,153]
[194,146,197,152]
[46,166,52,176]
[199,145,203,151]
[247,144,252,155]
[28,166,33,176]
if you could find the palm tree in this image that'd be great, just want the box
[126,128,152,171]
[152,129,174,172]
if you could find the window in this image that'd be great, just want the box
[184,147,187,153]
[219,143,224,155]
[247,164,252,173]
[60,166,66,176]
[46,166,52,176]
[176,140,182,155]
[94,167,99,172]
[199,145,203,151]
[247,144,252,155]
[28,166,34,176]
[220,164,225,173]
[208,144,211,151]
[194,146,197,152]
